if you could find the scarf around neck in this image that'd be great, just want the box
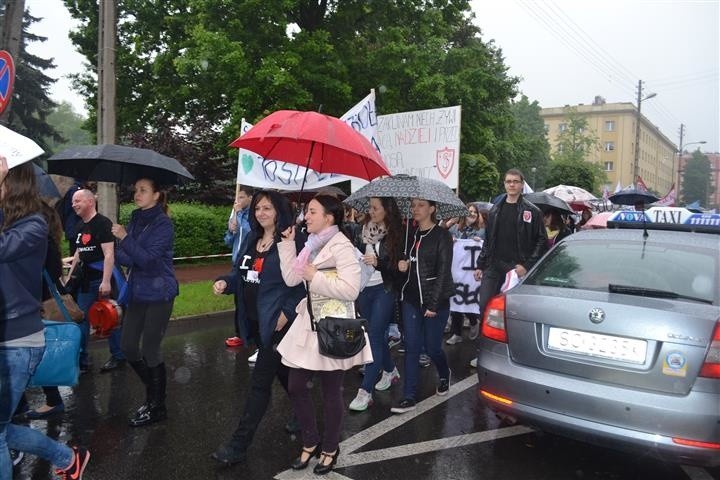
[293,225,340,276]
[361,221,387,245]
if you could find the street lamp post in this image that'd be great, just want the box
[531,167,537,190]
[633,80,656,185]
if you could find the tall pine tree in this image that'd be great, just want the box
[0,7,63,153]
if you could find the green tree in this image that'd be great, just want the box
[509,95,550,189]
[45,101,90,152]
[62,1,520,201]
[459,152,499,202]
[0,9,63,152]
[681,150,713,207]
[544,158,603,193]
[552,108,600,163]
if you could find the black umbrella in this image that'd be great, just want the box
[47,144,194,185]
[32,163,60,198]
[524,192,574,215]
[608,187,659,206]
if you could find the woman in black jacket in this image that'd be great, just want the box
[391,198,454,414]
[211,190,306,466]
[348,197,404,411]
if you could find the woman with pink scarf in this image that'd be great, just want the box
[277,195,371,475]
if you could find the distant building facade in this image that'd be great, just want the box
[540,96,677,195]
[678,152,720,209]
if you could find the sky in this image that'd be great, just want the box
[23,0,720,152]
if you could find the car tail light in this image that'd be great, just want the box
[699,321,720,378]
[481,294,507,343]
[479,389,513,406]
[672,437,720,450]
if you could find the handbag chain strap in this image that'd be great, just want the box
[304,281,318,332]
[42,269,73,322]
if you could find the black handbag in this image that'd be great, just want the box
[306,287,367,360]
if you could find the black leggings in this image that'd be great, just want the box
[120,301,174,367]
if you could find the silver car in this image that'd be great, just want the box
[476,226,720,466]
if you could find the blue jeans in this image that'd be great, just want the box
[357,284,397,392]
[77,280,125,366]
[401,302,450,400]
[0,346,73,476]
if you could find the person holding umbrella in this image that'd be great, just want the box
[276,195,371,475]
[348,197,404,412]
[544,209,572,249]
[110,178,179,427]
[391,198,454,414]
[0,157,90,479]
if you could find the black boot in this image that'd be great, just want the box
[128,359,151,415]
[129,362,167,427]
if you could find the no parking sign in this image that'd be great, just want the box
[0,50,16,116]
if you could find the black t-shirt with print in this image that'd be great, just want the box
[74,214,114,282]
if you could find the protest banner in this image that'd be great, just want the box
[450,239,483,314]
[352,105,461,191]
[0,125,44,168]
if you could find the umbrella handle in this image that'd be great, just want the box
[295,141,316,220]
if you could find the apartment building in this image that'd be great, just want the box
[540,97,677,194]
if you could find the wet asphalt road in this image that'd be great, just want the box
[15,312,719,480]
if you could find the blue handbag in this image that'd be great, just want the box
[28,320,82,387]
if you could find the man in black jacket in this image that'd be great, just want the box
[472,169,547,340]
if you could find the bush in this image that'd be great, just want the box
[120,202,231,259]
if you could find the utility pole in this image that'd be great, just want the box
[97,0,118,221]
[0,0,25,124]
[676,123,684,194]
[632,80,657,189]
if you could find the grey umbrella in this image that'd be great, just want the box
[344,174,468,220]
[47,144,194,185]
[524,192,574,215]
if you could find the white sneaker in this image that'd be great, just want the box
[349,388,373,411]
[248,349,259,363]
[445,334,463,345]
[469,357,478,368]
[375,367,400,391]
[469,322,480,340]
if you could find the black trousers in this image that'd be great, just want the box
[230,343,289,450]
[477,267,504,315]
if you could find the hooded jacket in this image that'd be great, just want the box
[0,213,47,342]
[115,204,179,303]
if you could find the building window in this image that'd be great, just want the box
[544,124,549,134]
[605,120,615,132]
[604,141,615,152]
[557,144,565,153]
[604,161,614,171]
[559,123,567,133]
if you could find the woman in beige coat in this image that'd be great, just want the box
[277,195,371,475]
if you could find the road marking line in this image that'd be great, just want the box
[681,465,716,480]
[336,425,534,468]
[339,374,480,454]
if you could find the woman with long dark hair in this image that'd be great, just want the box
[211,190,306,465]
[0,157,90,479]
[391,198,454,414]
[111,177,178,427]
[277,194,371,475]
[349,197,403,411]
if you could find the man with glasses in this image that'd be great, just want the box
[471,169,546,366]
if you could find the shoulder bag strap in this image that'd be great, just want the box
[42,269,73,322]
[304,281,318,332]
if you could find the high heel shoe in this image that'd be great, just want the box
[313,447,340,475]
[291,445,320,470]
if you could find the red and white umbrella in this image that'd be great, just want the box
[543,185,597,204]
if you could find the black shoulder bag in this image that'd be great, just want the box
[306,272,367,359]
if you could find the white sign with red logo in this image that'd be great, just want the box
[373,105,461,188]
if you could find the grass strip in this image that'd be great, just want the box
[173,280,234,318]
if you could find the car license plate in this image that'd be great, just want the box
[547,327,647,364]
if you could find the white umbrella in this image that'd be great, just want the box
[543,184,597,203]
[0,125,44,168]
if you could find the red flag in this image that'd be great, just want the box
[635,176,649,193]
[656,183,676,207]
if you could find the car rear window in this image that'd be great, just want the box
[524,239,718,304]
